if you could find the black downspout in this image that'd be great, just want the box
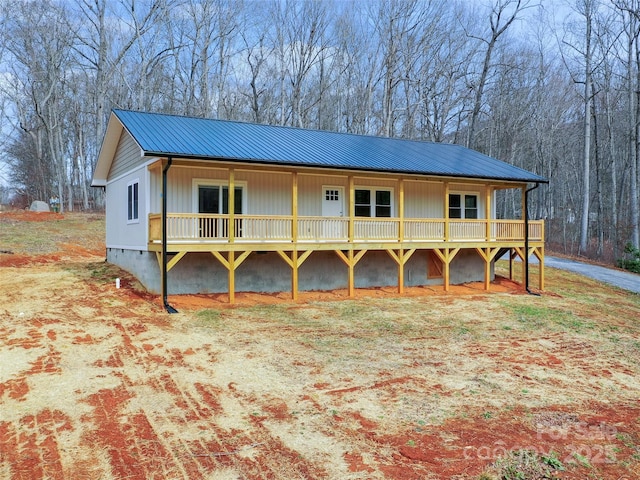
[524,183,540,296]
[162,157,178,313]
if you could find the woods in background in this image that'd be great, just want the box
[1,0,639,265]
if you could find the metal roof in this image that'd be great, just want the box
[111,109,547,184]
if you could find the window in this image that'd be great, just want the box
[194,180,247,239]
[354,188,393,217]
[449,193,478,219]
[376,190,391,217]
[198,186,243,214]
[127,180,139,222]
[355,189,371,217]
[325,189,339,201]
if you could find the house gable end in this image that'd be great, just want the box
[92,112,146,187]
[108,130,145,181]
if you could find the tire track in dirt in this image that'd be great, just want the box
[83,321,196,479]
[85,385,187,480]
[143,347,326,478]
[0,313,76,479]
[0,410,72,480]
[82,319,327,479]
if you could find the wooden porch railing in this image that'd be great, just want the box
[149,213,544,244]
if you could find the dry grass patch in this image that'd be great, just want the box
[1,212,640,479]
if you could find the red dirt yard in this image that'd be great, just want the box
[1,211,640,479]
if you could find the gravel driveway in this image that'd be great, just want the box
[545,256,640,294]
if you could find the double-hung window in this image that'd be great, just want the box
[354,188,393,217]
[127,180,139,222]
[449,193,478,219]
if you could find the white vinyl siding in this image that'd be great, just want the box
[109,131,142,179]
[245,171,290,215]
[106,166,148,249]
[147,164,495,222]
[404,181,443,218]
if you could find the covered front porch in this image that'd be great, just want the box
[145,160,545,304]
[148,213,544,303]
[149,213,543,245]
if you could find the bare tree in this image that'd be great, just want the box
[560,0,601,254]
[331,2,381,135]
[465,0,528,149]
[418,1,478,142]
[73,0,165,148]
[5,0,75,210]
[268,0,330,128]
[613,0,640,249]
[240,27,270,124]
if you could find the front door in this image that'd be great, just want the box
[321,186,344,239]
[322,187,344,217]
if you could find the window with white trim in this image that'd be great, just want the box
[193,179,247,215]
[449,193,478,219]
[127,180,139,222]
[355,188,393,217]
[325,189,340,201]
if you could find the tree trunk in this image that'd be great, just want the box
[579,2,593,255]
[632,31,640,248]
[467,0,523,149]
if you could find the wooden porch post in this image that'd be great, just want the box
[476,247,501,291]
[386,249,405,294]
[211,251,251,306]
[509,248,514,280]
[433,248,460,292]
[348,176,354,243]
[291,250,299,300]
[334,249,366,298]
[538,246,545,290]
[510,247,526,286]
[291,172,299,300]
[228,168,235,243]
[481,248,491,291]
[347,249,355,297]
[228,168,236,304]
[444,182,450,241]
[276,250,312,301]
[443,248,451,292]
[228,251,235,304]
[399,179,405,242]
[386,248,416,294]
[486,186,492,241]
[398,249,404,293]
[521,186,526,224]
[521,186,527,287]
[292,172,298,243]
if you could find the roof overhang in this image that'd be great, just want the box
[141,150,549,186]
[91,113,129,187]
[93,108,548,187]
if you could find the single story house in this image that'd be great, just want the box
[91,109,547,310]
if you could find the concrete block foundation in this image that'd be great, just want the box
[107,247,493,295]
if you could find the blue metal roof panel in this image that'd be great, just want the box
[113,109,547,183]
